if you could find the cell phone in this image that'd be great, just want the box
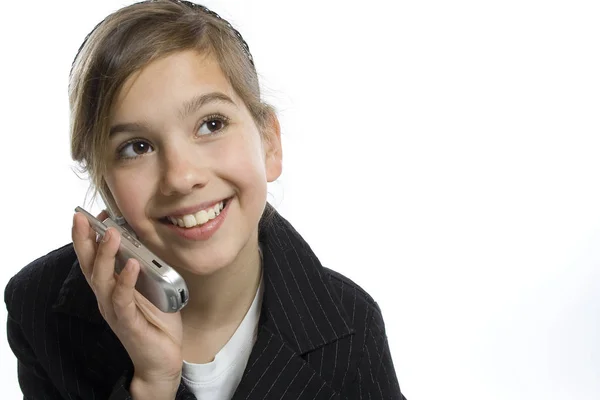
[74,206,189,313]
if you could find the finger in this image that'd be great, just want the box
[90,227,121,316]
[72,212,99,282]
[112,258,140,324]
[93,211,110,243]
[133,291,181,345]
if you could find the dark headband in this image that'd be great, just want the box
[71,0,255,77]
[173,0,255,67]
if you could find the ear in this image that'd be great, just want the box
[262,111,283,183]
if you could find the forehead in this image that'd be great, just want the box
[110,50,239,123]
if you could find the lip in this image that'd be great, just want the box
[162,197,231,218]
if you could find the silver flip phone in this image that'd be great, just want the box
[74,206,189,313]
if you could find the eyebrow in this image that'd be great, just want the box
[109,92,238,137]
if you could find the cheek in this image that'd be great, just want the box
[217,132,267,183]
[106,169,156,227]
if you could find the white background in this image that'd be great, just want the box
[1,1,599,399]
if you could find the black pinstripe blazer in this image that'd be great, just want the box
[5,207,406,399]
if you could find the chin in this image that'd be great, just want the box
[169,247,237,277]
[179,264,223,278]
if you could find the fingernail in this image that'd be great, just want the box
[102,229,111,243]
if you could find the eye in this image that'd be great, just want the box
[197,114,229,136]
[117,140,154,160]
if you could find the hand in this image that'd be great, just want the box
[72,211,183,393]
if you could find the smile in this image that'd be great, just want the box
[163,199,229,229]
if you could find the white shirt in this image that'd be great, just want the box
[181,277,264,400]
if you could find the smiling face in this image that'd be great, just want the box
[104,49,282,276]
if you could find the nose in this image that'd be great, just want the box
[158,142,208,196]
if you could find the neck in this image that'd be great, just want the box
[178,234,262,331]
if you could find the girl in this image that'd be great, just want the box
[5,1,405,399]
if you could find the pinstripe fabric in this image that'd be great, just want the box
[5,205,406,399]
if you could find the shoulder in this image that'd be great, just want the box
[320,266,387,334]
[322,267,377,304]
[4,243,77,320]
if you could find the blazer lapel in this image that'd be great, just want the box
[233,206,354,399]
[232,326,338,400]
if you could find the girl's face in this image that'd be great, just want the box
[104,50,281,276]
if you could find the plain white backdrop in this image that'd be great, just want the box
[1,0,599,399]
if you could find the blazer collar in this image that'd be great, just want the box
[257,206,353,354]
[54,205,354,353]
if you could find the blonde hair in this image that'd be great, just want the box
[69,0,275,211]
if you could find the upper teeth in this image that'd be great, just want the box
[168,201,225,228]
